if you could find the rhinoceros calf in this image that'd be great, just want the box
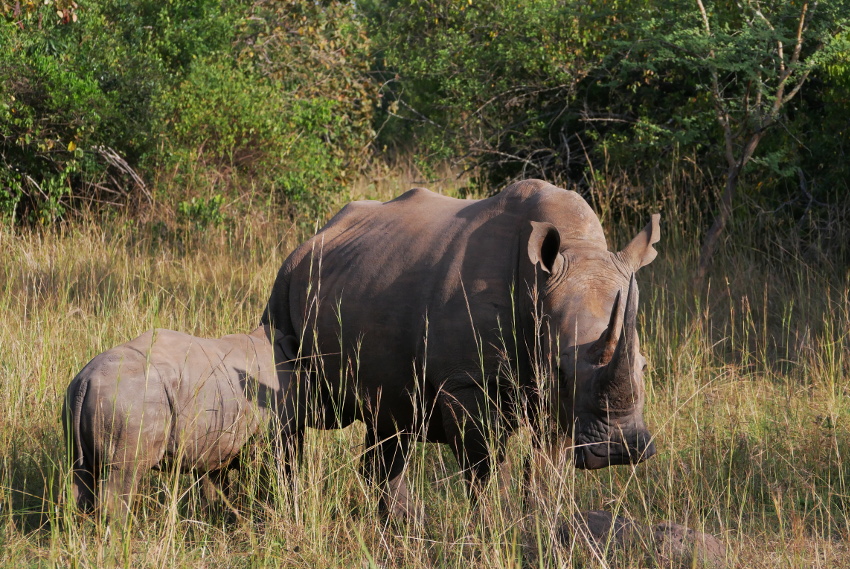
[63,325,290,519]
[262,179,660,517]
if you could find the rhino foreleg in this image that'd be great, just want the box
[438,386,500,499]
[361,427,415,520]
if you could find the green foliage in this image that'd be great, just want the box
[1,14,103,223]
[601,0,849,192]
[362,0,604,185]
[156,0,378,216]
[176,194,225,230]
[0,0,239,223]
[157,56,287,169]
[366,0,850,214]
[231,0,377,212]
[1,0,377,223]
[2,0,848,226]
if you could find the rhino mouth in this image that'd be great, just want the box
[572,418,656,470]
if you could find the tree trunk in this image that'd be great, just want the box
[694,166,737,286]
[694,131,764,287]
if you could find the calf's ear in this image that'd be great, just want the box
[279,335,299,362]
[268,326,299,363]
[619,213,660,271]
[528,221,562,274]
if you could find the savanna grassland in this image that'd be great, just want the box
[1,171,849,568]
[3,0,850,566]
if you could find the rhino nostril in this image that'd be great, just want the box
[628,433,655,462]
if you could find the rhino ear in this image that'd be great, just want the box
[528,221,562,274]
[619,213,660,271]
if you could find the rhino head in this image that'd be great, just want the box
[527,214,660,469]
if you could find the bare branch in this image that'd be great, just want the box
[91,146,151,203]
[783,68,813,104]
[790,2,810,69]
[773,2,809,114]
[694,0,735,168]
[695,0,711,34]
[752,7,785,74]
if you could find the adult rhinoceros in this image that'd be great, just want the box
[262,179,659,516]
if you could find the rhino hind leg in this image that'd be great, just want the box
[102,466,138,523]
[361,427,416,520]
[64,379,99,514]
[71,457,97,513]
[66,410,97,512]
[195,466,237,520]
[100,417,169,523]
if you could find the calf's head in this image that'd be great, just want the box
[527,214,660,469]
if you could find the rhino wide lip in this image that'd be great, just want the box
[572,423,656,470]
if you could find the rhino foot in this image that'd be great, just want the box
[381,475,425,525]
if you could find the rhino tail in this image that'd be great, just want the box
[65,374,97,512]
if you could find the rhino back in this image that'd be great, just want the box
[142,330,270,470]
[74,334,170,461]
[264,180,607,431]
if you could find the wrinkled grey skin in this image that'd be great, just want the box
[262,179,659,516]
[63,325,289,519]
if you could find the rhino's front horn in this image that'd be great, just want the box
[596,274,639,407]
[589,289,622,366]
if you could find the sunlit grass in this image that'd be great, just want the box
[0,172,848,567]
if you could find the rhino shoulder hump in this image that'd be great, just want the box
[338,199,380,217]
[389,187,437,203]
[500,178,558,198]
[317,199,381,235]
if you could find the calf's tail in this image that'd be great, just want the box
[64,374,96,512]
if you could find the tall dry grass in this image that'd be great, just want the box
[0,170,848,568]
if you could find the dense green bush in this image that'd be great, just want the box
[2,0,847,231]
[158,0,377,214]
[365,0,849,211]
[361,0,607,185]
[0,0,376,223]
[0,0,237,222]
[598,1,850,206]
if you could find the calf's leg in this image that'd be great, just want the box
[71,458,97,513]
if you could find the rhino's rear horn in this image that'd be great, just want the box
[597,275,639,403]
[588,289,622,365]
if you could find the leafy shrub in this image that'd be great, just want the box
[231,0,377,214]
[1,0,377,223]
[362,0,604,186]
[176,194,225,230]
[0,0,239,223]
[365,0,849,214]
[1,12,110,223]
